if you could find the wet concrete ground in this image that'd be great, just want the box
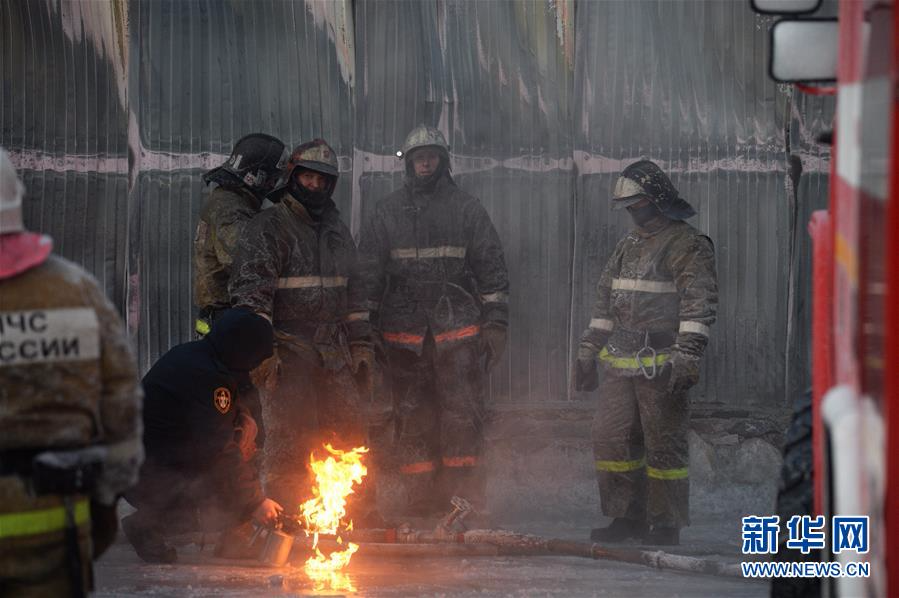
[94,516,770,597]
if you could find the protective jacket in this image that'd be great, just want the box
[139,338,264,518]
[193,185,262,312]
[357,175,508,354]
[0,253,142,462]
[581,219,717,375]
[229,194,368,370]
[0,248,143,595]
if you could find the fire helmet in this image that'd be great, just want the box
[286,138,339,178]
[396,124,450,159]
[276,139,339,204]
[203,133,287,196]
[0,148,25,234]
[611,160,696,220]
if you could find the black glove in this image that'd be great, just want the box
[575,342,600,391]
[666,351,701,394]
[481,322,507,372]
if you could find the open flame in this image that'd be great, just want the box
[300,444,368,592]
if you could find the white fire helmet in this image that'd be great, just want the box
[0,148,25,234]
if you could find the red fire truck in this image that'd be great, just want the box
[755,0,898,596]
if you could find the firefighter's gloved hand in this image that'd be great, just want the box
[575,342,600,391]
[481,322,507,372]
[666,351,701,394]
[253,498,284,526]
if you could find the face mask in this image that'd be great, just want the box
[287,173,334,218]
[627,201,661,227]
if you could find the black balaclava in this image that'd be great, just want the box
[627,200,663,228]
[205,308,274,372]
[286,167,336,219]
[406,149,449,193]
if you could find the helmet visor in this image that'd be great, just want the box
[610,176,650,210]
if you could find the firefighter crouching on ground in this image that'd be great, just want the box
[122,308,283,563]
[357,125,509,520]
[194,133,287,337]
[229,139,381,526]
[575,160,718,546]
[0,148,144,596]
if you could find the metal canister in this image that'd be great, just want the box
[259,529,294,567]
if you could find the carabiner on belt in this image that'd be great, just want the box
[635,331,657,380]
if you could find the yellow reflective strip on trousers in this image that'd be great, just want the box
[598,346,669,369]
[195,319,211,335]
[0,498,90,539]
[595,458,645,473]
[647,466,689,480]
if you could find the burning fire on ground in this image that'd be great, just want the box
[300,444,368,592]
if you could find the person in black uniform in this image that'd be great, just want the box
[122,308,283,563]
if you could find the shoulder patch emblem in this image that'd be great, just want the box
[213,387,232,414]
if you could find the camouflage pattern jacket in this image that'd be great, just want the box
[581,219,717,375]
[229,195,368,370]
[357,175,509,355]
[0,253,143,502]
[193,185,262,310]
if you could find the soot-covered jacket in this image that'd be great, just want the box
[357,175,508,355]
[229,194,368,369]
[581,219,718,372]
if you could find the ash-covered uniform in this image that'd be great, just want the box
[193,186,261,329]
[582,219,717,528]
[357,174,508,511]
[229,195,369,508]
[0,249,143,596]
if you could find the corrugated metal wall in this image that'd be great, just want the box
[0,0,834,412]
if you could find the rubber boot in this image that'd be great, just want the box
[643,525,680,546]
[589,518,648,543]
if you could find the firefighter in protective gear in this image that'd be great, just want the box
[357,125,509,519]
[575,160,717,546]
[0,148,143,596]
[123,308,283,563]
[194,133,287,336]
[229,139,381,526]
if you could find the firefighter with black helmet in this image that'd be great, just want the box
[574,159,718,546]
[357,124,509,521]
[229,139,380,526]
[194,133,287,336]
[0,148,143,596]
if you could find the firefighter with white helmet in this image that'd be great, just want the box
[357,124,510,520]
[0,148,143,595]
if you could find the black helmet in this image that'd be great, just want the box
[203,133,288,197]
[610,160,695,220]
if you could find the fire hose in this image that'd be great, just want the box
[252,497,742,579]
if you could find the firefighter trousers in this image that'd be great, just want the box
[388,334,487,514]
[0,476,92,598]
[260,352,374,518]
[592,370,690,528]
